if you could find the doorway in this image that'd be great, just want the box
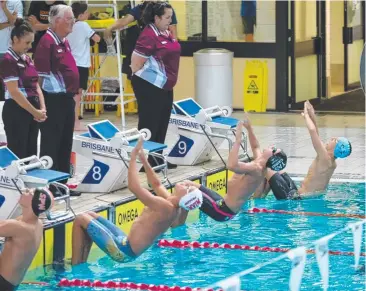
[329,0,345,97]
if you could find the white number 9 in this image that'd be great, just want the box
[178,141,187,155]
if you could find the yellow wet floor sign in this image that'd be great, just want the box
[243,60,268,112]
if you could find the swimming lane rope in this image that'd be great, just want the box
[22,279,226,291]
[157,239,365,257]
[247,207,366,219]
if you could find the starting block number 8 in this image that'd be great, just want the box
[178,141,187,155]
[82,160,110,184]
[92,166,102,181]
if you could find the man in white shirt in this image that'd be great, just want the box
[0,0,23,58]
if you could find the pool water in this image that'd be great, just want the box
[21,182,365,291]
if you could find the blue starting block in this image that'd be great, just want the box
[73,120,168,193]
[0,147,71,220]
[167,98,247,166]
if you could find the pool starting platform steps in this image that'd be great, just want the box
[168,98,247,166]
[72,120,168,193]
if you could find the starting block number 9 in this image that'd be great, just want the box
[178,141,187,155]
[92,166,102,181]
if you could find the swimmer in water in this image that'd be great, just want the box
[252,101,352,200]
[0,188,54,291]
[71,138,203,265]
[184,115,288,222]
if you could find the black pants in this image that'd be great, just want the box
[2,97,40,159]
[131,75,173,165]
[40,92,75,182]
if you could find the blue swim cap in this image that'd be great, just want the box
[334,137,352,159]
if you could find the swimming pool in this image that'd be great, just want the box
[21,182,365,291]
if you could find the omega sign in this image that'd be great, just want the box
[118,208,139,225]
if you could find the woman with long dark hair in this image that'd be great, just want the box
[131,1,180,169]
[0,18,46,158]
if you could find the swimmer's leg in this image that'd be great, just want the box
[87,211,125,238]
[251,178,270,199]
[265,168,285,181]
[72,213,93,265]
[266,170,295,200]
[72,213,125,264]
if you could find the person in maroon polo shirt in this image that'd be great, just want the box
[34,4,79,189]
[0,19,47,159]
[131,1,181,169]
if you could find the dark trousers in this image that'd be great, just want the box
[131,75,173,165]
[40,92,75,182]
[2,97,40,159]
[0,53,5,102]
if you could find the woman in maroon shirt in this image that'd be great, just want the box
[0,19,46,158]
[131,1,181,169]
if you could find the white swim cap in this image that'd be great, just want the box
[179,188,203,211]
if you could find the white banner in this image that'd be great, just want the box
[349,220,365,270]
[287,247,307,291]
[218,276,241,291]
[315,234,335,291]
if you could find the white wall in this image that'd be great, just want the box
[255,0,276,42]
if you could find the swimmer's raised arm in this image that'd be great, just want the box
[305,101,319,135]
[138,149,170,199]
[242,114,261,159]
[128,139,171,210]
[302,102,327,157]
[228,123,261,175]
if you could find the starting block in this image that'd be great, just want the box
[0,147,71,221]
[167,98,247,166]
[72,120,168,193]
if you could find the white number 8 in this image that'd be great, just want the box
[178,141,187,155]
[92,166,102,181]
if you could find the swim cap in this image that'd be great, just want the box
[32,188,54,216]
[334,137,352,159]
[266,149,287,171]
[179,188,203,211]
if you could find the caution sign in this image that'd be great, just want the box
[206,170,227,197]
[247,80,259,94]
[115,200,145,234]
[243,60,268,112]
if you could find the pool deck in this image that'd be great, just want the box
[49,111,365,220]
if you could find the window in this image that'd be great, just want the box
[207,0,276,43]
[170,0,202,41]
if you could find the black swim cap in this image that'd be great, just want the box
[32,188,53,216]
[266,150,287,171]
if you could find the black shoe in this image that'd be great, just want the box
[48,184,63,198]
[167,162,178,169]
[69,190,82,197]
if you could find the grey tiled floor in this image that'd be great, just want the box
[50,111,365,217]
[76,111,365,180]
